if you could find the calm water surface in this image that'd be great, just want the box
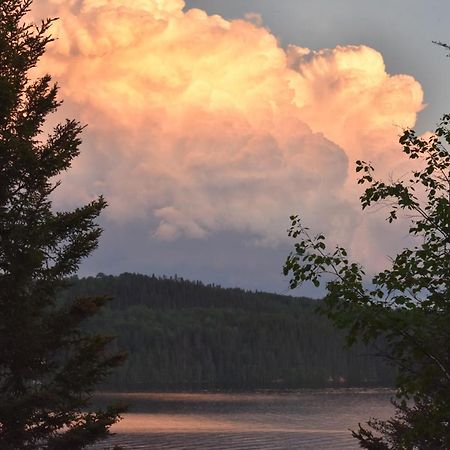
[90,389,393,449]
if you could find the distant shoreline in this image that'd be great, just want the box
[95,386,395,396]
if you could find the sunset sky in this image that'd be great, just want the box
[34,0,449,296]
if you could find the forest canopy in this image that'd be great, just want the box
[64,273,396,390]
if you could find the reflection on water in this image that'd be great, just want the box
[90,389,393,449]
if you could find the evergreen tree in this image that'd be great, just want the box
[0,1,125,448]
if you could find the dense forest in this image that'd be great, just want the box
[62,273,395,390]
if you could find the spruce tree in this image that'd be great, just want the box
[0,1,125,448]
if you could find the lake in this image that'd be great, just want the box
[90,389,393,449]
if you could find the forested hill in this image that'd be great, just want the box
[65,272,315,311]
[63,273,395,390]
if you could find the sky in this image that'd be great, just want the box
[33,0,449,296]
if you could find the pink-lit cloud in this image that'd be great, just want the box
[33,0,424,271]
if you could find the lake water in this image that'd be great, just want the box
[90,389,393,449]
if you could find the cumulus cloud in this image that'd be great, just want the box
[287,44,423,170]
[32,0,423,271]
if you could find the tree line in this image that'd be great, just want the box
[62,273,395,390]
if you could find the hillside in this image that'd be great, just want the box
[63,273,395,390]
